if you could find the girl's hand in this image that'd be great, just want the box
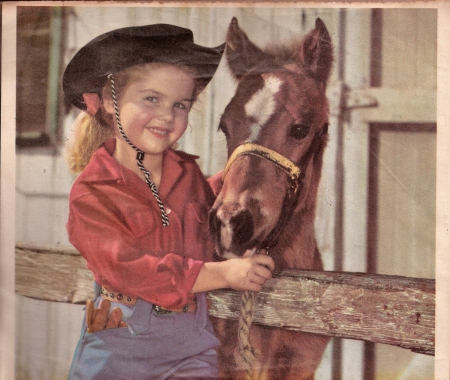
[223,252,275,292]
[192,250,275,294]
[86,299,127,333]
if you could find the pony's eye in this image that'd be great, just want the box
[290,123,310,140]
[219,121,229,137]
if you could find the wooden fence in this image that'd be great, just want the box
[15,242,435,356]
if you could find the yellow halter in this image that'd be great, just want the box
[222,143,301,197]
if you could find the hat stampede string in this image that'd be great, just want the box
[108,73,170,227]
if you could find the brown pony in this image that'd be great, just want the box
[209,18,333,379]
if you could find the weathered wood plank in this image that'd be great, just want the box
[15,243,435,355]
[208,270,435,355]
[15,242,94,304]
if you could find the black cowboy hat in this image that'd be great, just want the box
[63,23,225,110]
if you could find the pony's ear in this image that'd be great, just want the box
[298,18,333,85]
[225,17,266,79]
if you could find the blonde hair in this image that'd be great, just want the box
[66,110,115,173]
[66,62,199,173]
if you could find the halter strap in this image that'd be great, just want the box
[222,143,301,197]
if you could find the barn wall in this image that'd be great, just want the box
[13,6,436,380]
[370,8,436,380]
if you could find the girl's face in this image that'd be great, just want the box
[105,64,195,157]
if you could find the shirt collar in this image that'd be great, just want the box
[80,138,189,199]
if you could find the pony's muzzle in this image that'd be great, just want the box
[209,207,254,257]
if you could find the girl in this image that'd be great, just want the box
[63,24,274,380]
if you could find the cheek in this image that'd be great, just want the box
[122,103,154,125]
[174,114,189,134]
[174,125,188,140]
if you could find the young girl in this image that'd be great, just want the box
[63,24,274,380]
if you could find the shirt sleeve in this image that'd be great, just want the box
[207,171,223,197]
[67,190,204,309]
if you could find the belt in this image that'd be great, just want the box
[100,286,197,314]
[100,286,137,306]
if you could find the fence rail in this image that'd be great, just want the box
[15,242,435,355]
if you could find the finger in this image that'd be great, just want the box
[253,264,273,280]
[119,321,128,328]
[245,281,263,292]
[90,299,110,332]
[237,272,264,292]
[86,299,95,331]
[248,273,266,285]
[242,248,257,258]
[106,307,123,329]
[253,254,275,272]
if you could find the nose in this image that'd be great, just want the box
[230,210,254,247]
[209,208,254,255]
[156,104,174,123]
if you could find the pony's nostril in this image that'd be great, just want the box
[230,210,254,247]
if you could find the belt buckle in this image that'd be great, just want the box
[153,305,173,315]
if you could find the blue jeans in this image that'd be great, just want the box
[68,287,220,380]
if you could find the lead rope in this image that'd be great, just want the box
[108,74,169,227]
[236,248,271,379]
[237,289,257,379]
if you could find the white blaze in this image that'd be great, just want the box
[244,76,283,141]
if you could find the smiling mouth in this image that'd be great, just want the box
[147,127,170,136]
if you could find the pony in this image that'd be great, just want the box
[208,17,333,380]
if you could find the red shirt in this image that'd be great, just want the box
[67,139,215,309]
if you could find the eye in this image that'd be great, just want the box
[218,121,229,137]
[174,102,188,110]
[146,96,158,103]
[290,123,310,140]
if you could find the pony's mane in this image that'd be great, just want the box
[264,38,303,63]
[263,35,334,84]
[252,37,309,75]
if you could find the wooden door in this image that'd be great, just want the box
[338,8,436,380]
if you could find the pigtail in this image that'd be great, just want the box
[65,109,114,174]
